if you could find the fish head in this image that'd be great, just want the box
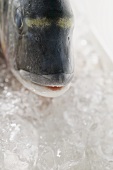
[9,0,75,97]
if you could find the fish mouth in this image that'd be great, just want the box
[12,69,72,97]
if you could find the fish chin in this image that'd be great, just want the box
[11,69,70,97]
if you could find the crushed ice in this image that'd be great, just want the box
[0,23,113,169]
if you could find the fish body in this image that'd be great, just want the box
[0,0,74,97]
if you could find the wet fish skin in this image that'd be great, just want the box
[0,0,74,96]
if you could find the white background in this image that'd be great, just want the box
[72,0,113,61]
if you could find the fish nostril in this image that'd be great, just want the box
[35,36,40,42]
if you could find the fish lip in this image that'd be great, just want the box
[19,69,73,87]
[11,69,71,97]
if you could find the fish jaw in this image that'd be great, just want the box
[11,68,71,97]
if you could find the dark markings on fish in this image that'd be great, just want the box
[0,0,74,88]
[3,1,8,14]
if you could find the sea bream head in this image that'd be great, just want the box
[7,0,75,97]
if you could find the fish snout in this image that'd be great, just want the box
[19,70,73,88]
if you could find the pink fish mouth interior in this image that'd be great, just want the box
[46,86,63,91]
